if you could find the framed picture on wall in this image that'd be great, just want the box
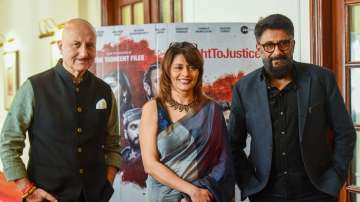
[3,51,19,110]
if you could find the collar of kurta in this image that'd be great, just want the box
[54,58,91,84]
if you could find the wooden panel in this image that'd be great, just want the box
[101,0,181,24]
[310,0,344,91]
[101,0,116,25]
[310,0,333,69]
[150,0,160,23]
[121,0,140,4]
[310,1,360,201]
[143,0,151,23]
[102,0,151,25]
[332,0,346,94]
[346,0,360,3]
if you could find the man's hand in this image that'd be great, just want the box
[189,187,213,202]
[25,188,57,202]
[14,177,31,191]
[14,177,57,202]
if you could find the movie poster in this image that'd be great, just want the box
[94,23,261,202]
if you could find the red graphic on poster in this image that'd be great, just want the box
[203,71,245,102]
[96,38,158,107]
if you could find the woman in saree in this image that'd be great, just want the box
[139,41,234,202]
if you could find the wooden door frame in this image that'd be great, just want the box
[101,0,160,25]
[310,0,333,69]
[310,0,345,93]
[310,0,360,201]
[101,0,115,25]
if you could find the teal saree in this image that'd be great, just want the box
[146,99,234,202]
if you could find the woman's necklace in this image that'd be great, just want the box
[168,96,199,112]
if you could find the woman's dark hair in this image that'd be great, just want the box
[159,41,204,103]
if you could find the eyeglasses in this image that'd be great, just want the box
[259,39,293,53]
[168,41,198,49]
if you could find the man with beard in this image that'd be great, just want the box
[229,14,355,202]
[110,108,146,202]
[121,108,141,161]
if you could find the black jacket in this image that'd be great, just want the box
[229,62,356,200]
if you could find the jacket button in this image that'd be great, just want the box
[79,169,84,174]
[77,128,82,133]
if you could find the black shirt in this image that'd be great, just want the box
[259,70,317,199]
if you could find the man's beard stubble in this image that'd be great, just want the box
[263,56,293,79]
[128,137,140,150]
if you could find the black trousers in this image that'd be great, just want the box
[78,191,87,202]
[249,191,337,202]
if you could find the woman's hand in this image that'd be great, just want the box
[188,187,212,202]
[26,188,57,202]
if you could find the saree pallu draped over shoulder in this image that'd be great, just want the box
[146,99,235,202]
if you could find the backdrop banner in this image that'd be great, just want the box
[94,23,261,202]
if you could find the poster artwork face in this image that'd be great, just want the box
[126,119,140,147]
[143,63,161,100]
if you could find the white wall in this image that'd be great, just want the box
[79,0,102,27]
[183,0,310,63]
